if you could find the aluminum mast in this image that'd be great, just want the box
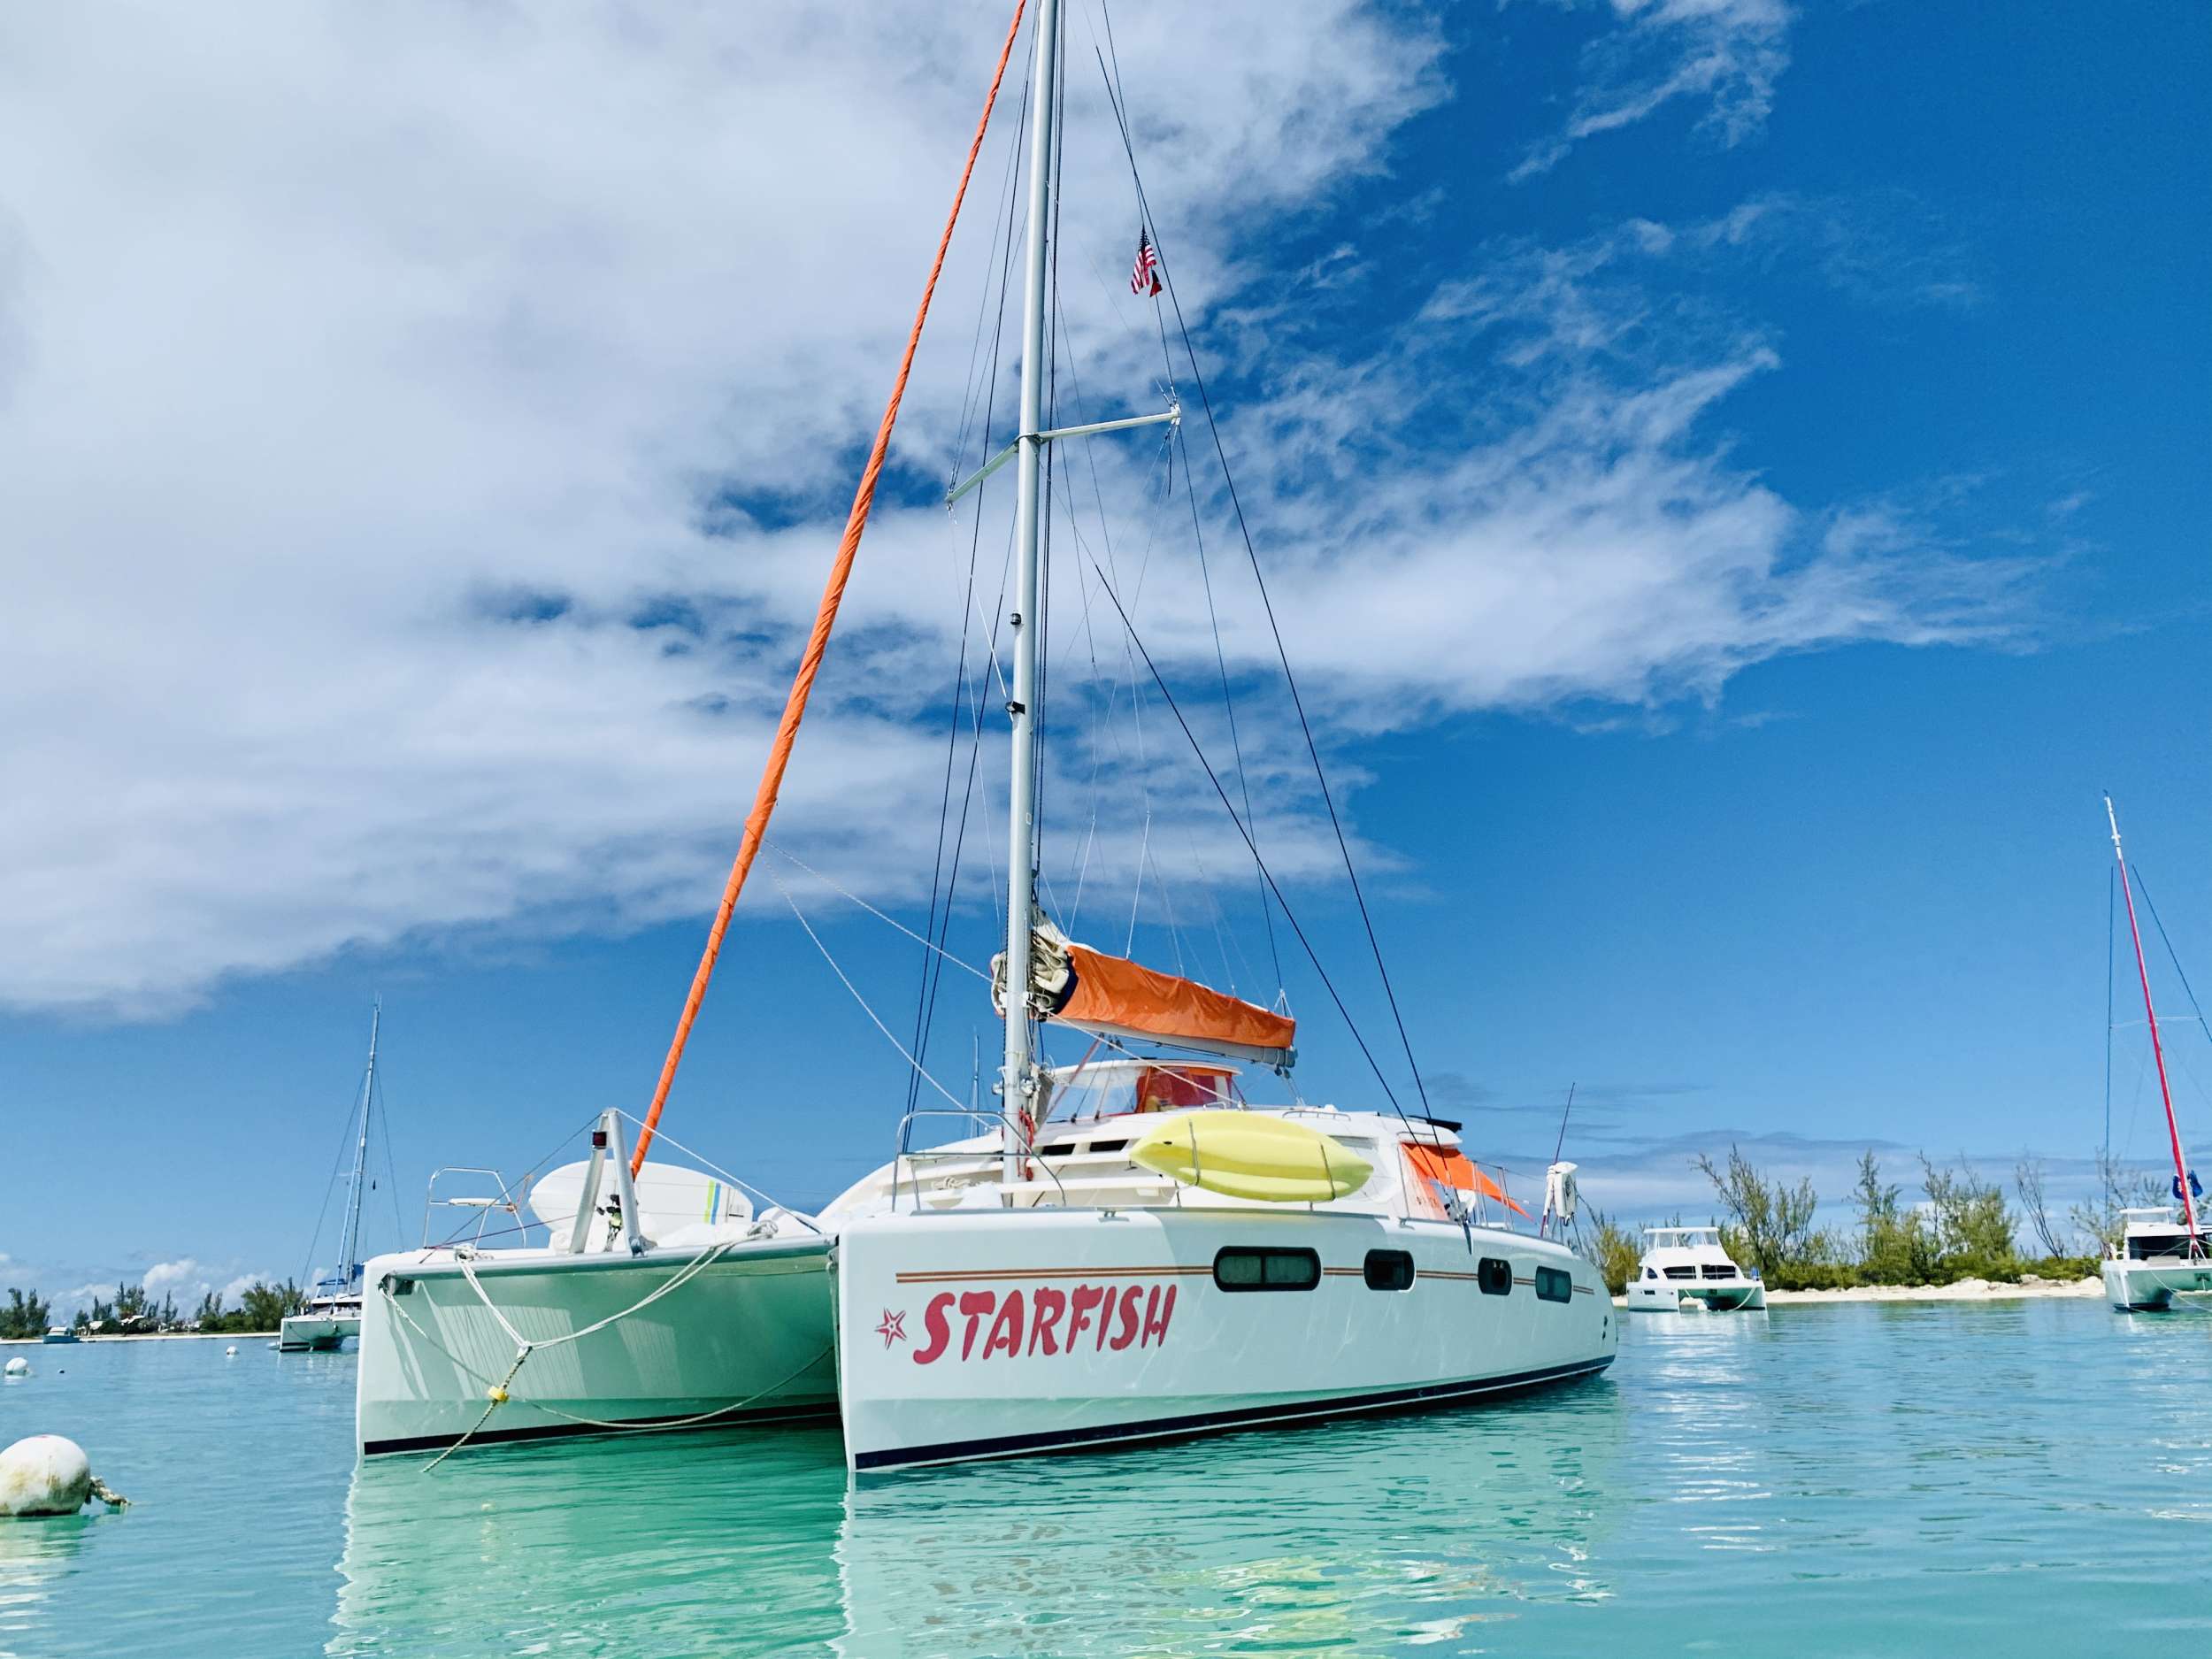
[2105,796,2199,1247]
[999,0,1061,1184]
[337,999,380,1287]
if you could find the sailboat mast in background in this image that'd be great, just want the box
[2104,795,2198,1242]
[338,998,380,1289]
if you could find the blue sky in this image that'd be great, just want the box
[3,2,2207,1309]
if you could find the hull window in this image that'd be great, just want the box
[1535,1266,1573,1304]
[1363,1249,1416,1291]
[1477,1257,1513,1296]
[1214,1247,1322,1292]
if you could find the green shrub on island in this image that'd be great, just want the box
[1638,1145,2125,1294]
[1,1287,55,1340]
[53,1278,309,1336]
[1577,1206,1644,1296]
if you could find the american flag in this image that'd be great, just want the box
[1129,229,1162,297]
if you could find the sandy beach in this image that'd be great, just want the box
[1,1331,274,1345]
[1616,1275,2104,1308]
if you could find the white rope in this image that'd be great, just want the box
[411,1238,738,1472]
[388,1287,832,1470]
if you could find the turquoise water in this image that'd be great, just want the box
[4,1300,2211,1655]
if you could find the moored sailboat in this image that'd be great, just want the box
[355,0,1617,1467]
[2097,797,2211,1311]
[829,0,1613,1472]
[280,1003,387,1353]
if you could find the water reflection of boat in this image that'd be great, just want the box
[328,1396,1624,1657]
[331,1425,849,1657]
[833,1397,1627,1657]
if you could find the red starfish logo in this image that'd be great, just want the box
[876,1309,907,1348]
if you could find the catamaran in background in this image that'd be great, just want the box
[1624,1226,1765,1314]
[355,0,1614,1466]
[2097,797,2212,1312]
[280,1003,388,1353]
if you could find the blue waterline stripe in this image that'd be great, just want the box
[850,1356,1616,1471]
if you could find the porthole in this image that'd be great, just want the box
[1214,1247,1322,1292]
[1535,1266,1573,1304]
[1477,1256,1513,1296]
[1363,1249,1416,1291]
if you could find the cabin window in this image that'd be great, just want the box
[1087,1139,1128,1155]
[1643,1267,1657,1280]
[1363,1249,1416,1291]
[1477,1256,1513,1296]
[1535,1266,1573,1304]
[1214,1247,1321,1292]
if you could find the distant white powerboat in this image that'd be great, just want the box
[280,1003,385,1353]
[1624,1226,1765,1313]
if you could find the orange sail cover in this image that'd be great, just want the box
[997,923,1295,1067]
[1403,1142,1529,1217]
[1060,945,1295,1064]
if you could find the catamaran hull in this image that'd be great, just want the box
[834,1209,1616,1472]
[2102,1258,2212,1311]
[356,1239,836,1455]
[1624,1284,1766,1313]
[280,1310,362,1351]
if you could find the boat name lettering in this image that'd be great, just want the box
[910,1284,1176,1364]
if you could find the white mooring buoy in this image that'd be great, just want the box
[225,1346,239,1357]
[0,1434,129,1517]
[4,1357,30,1379]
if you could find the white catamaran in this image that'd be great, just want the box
[1623,1226,1765,1314]
[282,1003,385,1353]
[2097,797,2211,1311]
[355,0,1616,1466]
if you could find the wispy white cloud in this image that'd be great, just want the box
[1511,0,1792,182]
[0,4,2028,1021]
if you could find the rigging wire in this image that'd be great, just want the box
[905,52,1036,1120]
[771,841,992,983]
[296,1050,369,1294]
[1176,416,1282,993]
[1087,554,1413,1124]
[1093,6,1431,1113]
[2131,864,2212,1042]
[779,879,973,1114]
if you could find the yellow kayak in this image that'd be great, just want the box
[1129,1111,1371,1202]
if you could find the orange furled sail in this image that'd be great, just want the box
[627,0,1031,1176]
[1403,1141,1528,1217]
[995,920,1295,1067]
